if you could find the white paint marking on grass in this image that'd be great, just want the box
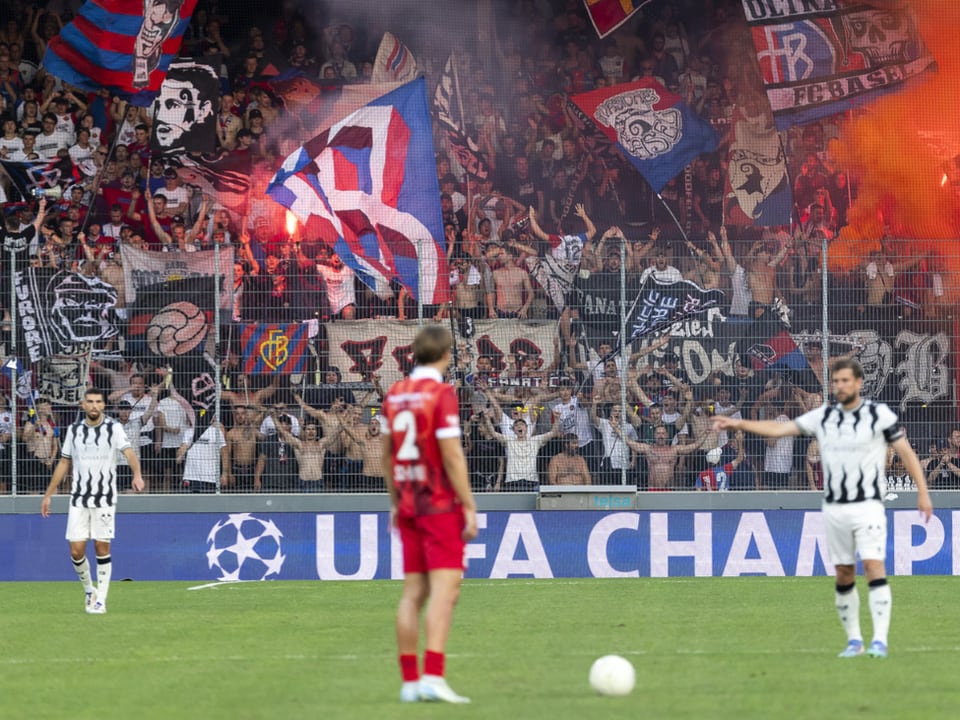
[8,645,959,667]
[187,580,245,590]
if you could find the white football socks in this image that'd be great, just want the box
[96,555,112,603]
[72,556,94,593]
[868,579,892,645]
[835,583,862,642]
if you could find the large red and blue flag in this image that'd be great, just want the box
[241,323,311,375]
[570,79,718,194]
[267,77,451,305]
[43,0,199,106]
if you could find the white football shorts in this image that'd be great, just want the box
[822,499,887,566]
[65,505,116,542]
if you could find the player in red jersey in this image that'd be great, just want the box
[382,325,478,704]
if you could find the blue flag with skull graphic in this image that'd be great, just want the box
[570,78,718,193]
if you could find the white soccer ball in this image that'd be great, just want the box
[206,513,286,582]
[589,654,636,697]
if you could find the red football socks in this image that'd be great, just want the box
[399,654,419,682]
[424,650,445,677]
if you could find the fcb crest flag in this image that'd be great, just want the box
[241,324,311,375]
[741,0,936,130]
[570,79,718,193]
[43,0,200,106]
[268,77,451,305]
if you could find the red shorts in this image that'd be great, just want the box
[398,511,466,574]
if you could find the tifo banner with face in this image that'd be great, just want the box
[741,0,936,130]
[150,56,219,154]
[14,268,119,363]
[326,320,560,388]
[43,0,200,105]
[120,244,233,309]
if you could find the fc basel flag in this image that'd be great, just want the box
[570,79,718,193]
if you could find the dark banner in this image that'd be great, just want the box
[150,57,219,154]
[15,267,118,363]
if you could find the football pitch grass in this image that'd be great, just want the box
[4,577,958,720]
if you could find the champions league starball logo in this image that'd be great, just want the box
[206,513,286,581]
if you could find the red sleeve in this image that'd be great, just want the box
[546,233,562,250]
[433,385,461,440]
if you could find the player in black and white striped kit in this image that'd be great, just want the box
[713,359,932,659]
[41,388,144,614]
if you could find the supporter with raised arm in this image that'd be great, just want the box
[590,399,638,485]
[224,405,260,493]
[275,420,332,492]
[623,424,706,490]
[483,409,560,492]
[527,203,595,318]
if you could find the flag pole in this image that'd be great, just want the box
[654,189,708,287]
[6,237,17,495]
[451,54,472,219]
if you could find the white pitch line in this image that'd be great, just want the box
[5,646,960,667]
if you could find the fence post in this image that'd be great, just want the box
[6,244,16,495]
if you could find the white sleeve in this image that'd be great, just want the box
[794,405,826,437]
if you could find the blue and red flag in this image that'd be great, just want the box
[241,323,311,375]
[43,0,199,106]
[267,77,451,305]
[570,79,718,193]
[741,1,935,130]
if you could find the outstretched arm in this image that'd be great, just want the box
[712,414,801,439]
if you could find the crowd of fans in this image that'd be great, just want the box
[0,0,955,495]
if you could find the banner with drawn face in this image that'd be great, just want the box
[15,267,118,363]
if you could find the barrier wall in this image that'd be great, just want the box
[4,492,958,581]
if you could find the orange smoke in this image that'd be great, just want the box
[828,0,960,282]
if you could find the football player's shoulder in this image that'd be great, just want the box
[872,399,901,427]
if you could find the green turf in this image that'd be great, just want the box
[3,577,958,720]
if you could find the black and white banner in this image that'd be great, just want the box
[627,277,725,343]
[15,267,118,363]
[433,53,490,180]
[150,57,219,155]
